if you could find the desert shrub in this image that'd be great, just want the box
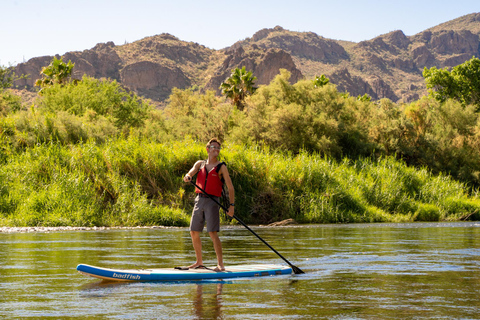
[164,88,233,142]
[38,75,150,129]
[229,70,380,159]
[1,109,118,150]
[230,70,343,155]
[401,98,480,185]
[0,90,22,115]
[131,109,171,143]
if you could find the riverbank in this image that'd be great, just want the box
[0,218,301,233]
[0,225,181,233]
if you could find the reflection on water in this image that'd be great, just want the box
[1,222,480,319]
[193,283,224,319]
[78,279,226,319]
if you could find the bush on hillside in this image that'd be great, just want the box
[0,90,22,115]
[38,75,150,129]
[164,88,233,142]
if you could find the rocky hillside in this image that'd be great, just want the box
[13,12,480,104]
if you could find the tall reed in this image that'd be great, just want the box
[0,139,478,227]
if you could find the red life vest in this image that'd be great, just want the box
[195,161,225,197]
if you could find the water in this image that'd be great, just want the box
[1,222,480,319]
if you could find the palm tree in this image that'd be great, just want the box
[220,67,257,110]
[35,57,75,93]
[312,74,329,88]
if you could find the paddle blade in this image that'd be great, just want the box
[292,265,305,274]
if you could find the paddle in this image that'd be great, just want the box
[190,181,305,274]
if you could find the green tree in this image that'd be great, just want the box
[35,57,75,93]
[423,56,480,110]
[220,66,257,110]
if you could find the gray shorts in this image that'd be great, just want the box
[189,195,221,232]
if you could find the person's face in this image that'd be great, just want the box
[207,143,221,155]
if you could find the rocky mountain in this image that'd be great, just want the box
[13,12,480,104]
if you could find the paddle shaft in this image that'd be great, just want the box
[190,181,304,274]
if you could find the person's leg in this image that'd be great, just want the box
[188,196,205,268]
[204,197,223,271]
[209,231,225,271]
[189,230,204,268]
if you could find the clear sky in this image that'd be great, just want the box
[1,0,478,66]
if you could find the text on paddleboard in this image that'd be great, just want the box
[113,273,141,280]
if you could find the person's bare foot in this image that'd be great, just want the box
[213,266,225,272]
[187,263,203,269]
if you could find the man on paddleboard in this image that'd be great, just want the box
[183,138,235,272]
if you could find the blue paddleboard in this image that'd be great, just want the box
[77,264,292,281]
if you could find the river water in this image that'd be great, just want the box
[1,222,480,319]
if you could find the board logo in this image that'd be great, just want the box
[113,273,141,280]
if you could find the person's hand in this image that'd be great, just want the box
[183,174,191,182]
[227,205,234,217]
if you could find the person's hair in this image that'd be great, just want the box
[207,138,221,147]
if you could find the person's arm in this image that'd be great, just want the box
[220,165,235,217]
[183,161,202,182]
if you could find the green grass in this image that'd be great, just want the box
[0,139,478,227]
